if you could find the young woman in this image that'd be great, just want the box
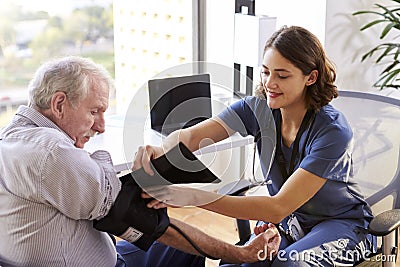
[135,25,376,266]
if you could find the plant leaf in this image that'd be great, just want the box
[353,10,383,16]
[375,44,398,62]
[354,0,400,90]
[381,22,397,38]
[360,19,388,31]
[381,60,399,73]
[375,67,400,89]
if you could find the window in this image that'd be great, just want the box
[113,0,195,114]
[0,0,114,126]
[0,0,199,126]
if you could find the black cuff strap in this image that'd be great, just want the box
[169,223,219,260]
[93,173,170,251]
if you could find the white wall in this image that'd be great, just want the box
[255,0,326,42]
[205,0,326,70]
[325,0,396,94]
[206,0,399,97]
[205,0,235,65]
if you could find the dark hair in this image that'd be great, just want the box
[255,25,338,111]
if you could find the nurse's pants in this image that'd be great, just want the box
[222,219,376,267]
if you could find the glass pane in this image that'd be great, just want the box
[0,0,115,127]
[113,0,194,114]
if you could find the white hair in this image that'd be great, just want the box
[28,56,114,109]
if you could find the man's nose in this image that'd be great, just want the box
[93,115,105,134]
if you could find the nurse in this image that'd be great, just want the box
[136,25,376,266]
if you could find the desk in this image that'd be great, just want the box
[85,89,254,185]
[85,114,253,175]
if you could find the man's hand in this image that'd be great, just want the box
[159,218,281,264]
[132,145,165,174]
[240,224,281,263]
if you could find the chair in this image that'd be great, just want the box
[219,90,400,267]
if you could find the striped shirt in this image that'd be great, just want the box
[0,106,121,266]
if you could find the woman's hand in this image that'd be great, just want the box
[141,185,222,208]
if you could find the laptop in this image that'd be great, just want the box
[148,73,212,136]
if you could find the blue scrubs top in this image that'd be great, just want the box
[218,96,373,232]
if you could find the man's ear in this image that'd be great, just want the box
[50,92,68,118]
[306,70,318,86]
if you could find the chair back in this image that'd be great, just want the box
[331,90,400,215]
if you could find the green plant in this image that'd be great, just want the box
[353,0,400,90]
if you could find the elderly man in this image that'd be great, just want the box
[0,56,280,266]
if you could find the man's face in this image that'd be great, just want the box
[58,85,109,148]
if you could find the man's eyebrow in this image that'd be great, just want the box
[90,103,107,111]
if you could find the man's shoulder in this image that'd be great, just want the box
[3,125,72,149]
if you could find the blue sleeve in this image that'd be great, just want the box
[217,97,271,137]
[300,111,353,182]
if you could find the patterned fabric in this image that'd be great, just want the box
[0,105,121,266]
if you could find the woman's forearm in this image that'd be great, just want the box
[200,194,286,224]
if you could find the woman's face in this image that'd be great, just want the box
[261,48,313,111]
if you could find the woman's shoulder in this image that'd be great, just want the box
[240,96,268,110]
[227,96,269,115]
[316,104,352,137]
[319,104,348,122]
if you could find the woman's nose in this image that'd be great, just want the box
[265,76,277,90]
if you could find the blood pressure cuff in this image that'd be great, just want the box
[93,172,170,251]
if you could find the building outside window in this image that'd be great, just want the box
[0,0,196,127]
[113,0,194,114]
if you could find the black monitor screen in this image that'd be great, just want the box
[148,73,212,135]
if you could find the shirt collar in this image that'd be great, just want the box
[15,105,74,144]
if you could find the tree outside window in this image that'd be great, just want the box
[0,0,115,126]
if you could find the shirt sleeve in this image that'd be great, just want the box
[300,118,353,182]
[41,141,121,220]
[218,97,270,137]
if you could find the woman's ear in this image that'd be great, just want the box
[50,92,68,118]
[306,70,318,86]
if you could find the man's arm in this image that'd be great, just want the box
[158,218,280,264]
[93,174,280,263]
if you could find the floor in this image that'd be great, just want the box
[168,206,245,267]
